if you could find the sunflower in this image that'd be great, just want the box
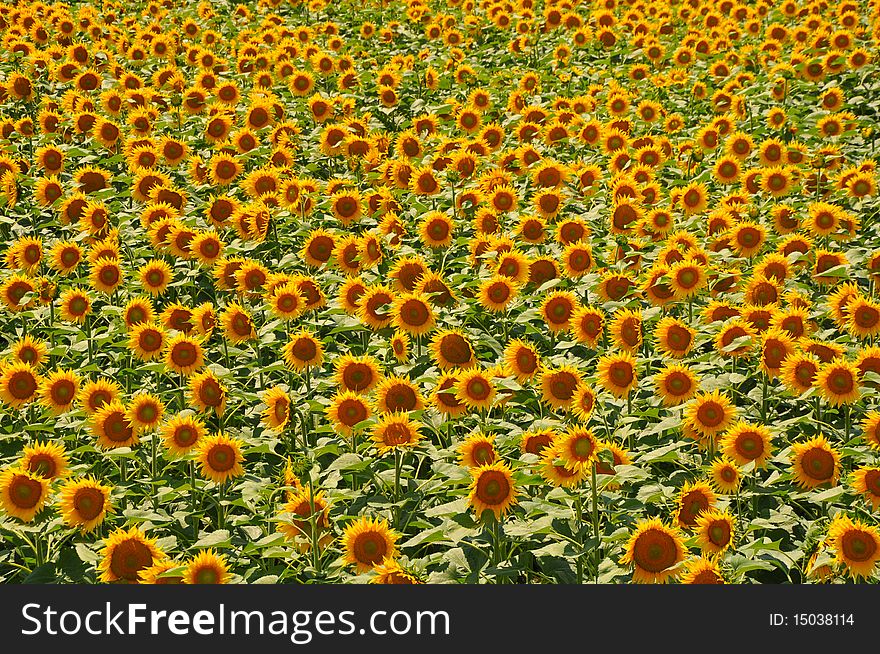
[709,457,741,494]
[669,260,707,299]
[430,329,476,370]
[37,369,79,414]
[161,413,206,456]
[139,560,184,585]
[561,241,593,278]
[126,393,164,434]
[78,378,121,415]
[468,462,517,520]
[570,306,605,347]
[852,467,880,510]
[98,527,165,583]
[89,257,124,294]
[686,391,737,440]
[58,287,91,323]
[58,476,112,532]
[846,296,880,339]
[19,441,69,480]
[163,333,204,376]
[342,516,400,572]
[334,354,381,394]
[184,550,230,584]
[371,412,423,454]
[0,362,40,408]
[681,556,725,584]
[779,352,820,394]
[391,293,436,336]
[861,412,880,451]
[375,376,424,414]
[502,339,540,381]
[221,302,256,343]
[478,274,517,312]
[816,358,861,405]
[189,371,228,415]
[371,558,422,584]
[432,374,468,418]
[538,364,582,410]
[136,259,171,297]
[826,515,880,580]
[790,435,841,490]
[261,386,290,432]
[552,426,600,473]
[0,468,49,522]
[620,518,686,584]
[326,391,372,436]
[459,432,496,468]
[596,351,638,398]
[9,336,47,368]
[456,368,496,411]
[674,480,717,530]
[654,364,699,406]
[760,328,796,378]
[196,432,245,484]
[128,322,166,362]
[609,308,643,351]
[277,489,332,552]
[122,297,154,328]
[714,318,755,358]
[358,284,394,329]
[282,330,324,372]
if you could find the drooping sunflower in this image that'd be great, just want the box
[620,518,686,584]
[19,441,69,480]
[342,516,400,573]
[826,515,880,580]
[468,462,517,520]
[98,527,165,583]
[790,435,841,490]
[184,550,230,584]
[58,476,112,532]
[0,468,49,522]
[596,351,638,398]
[371,412,423,454]
[196,432,245,484]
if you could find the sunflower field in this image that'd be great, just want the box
[0,0,879,587]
